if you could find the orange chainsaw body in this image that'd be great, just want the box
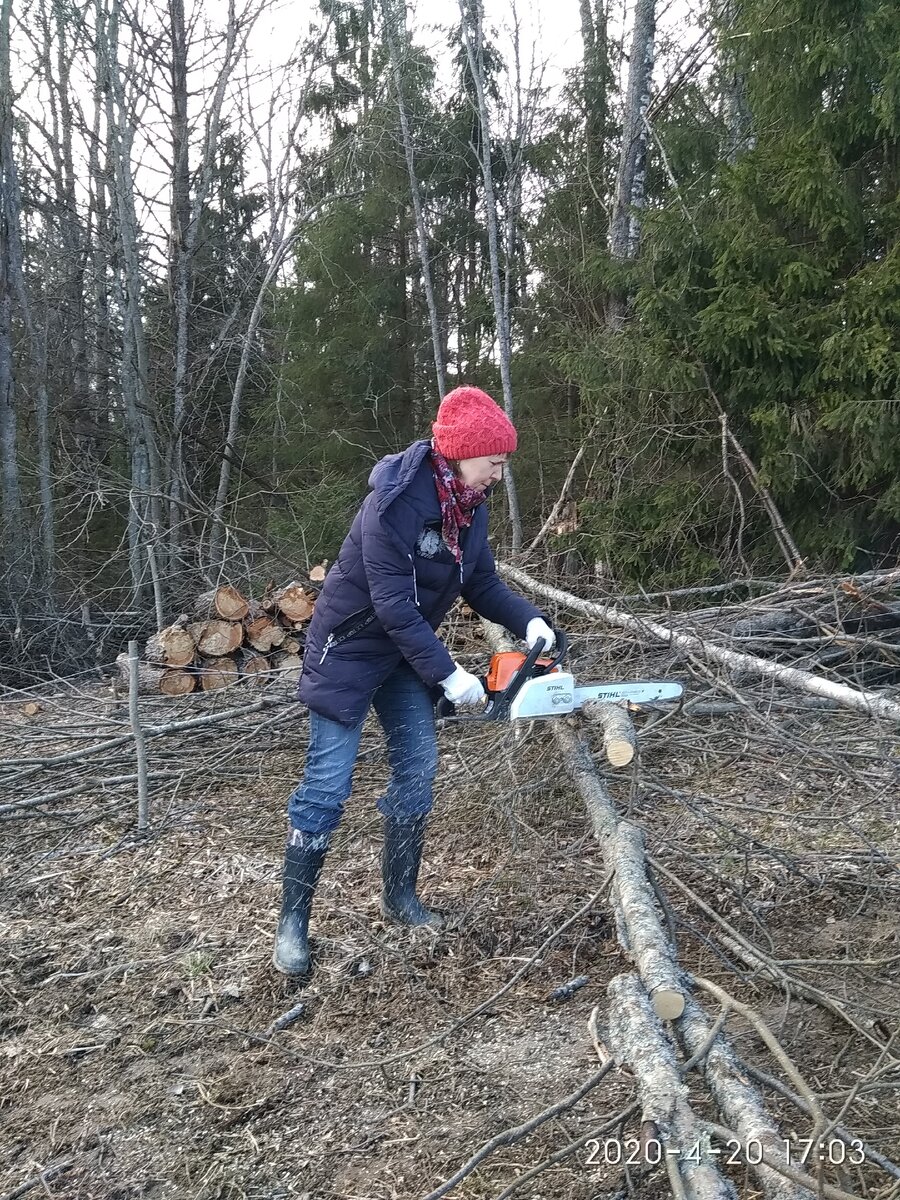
[487,651,561,695]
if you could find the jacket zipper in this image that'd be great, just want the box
[318,632,334,664]
[408,553,419,604]
[318,606,377,664]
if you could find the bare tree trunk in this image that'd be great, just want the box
[50,0,91,471]
[87,0,113,468]
[33,269,54,580]
[381,0,447,404]
[0,0,27,589]
[168,0,191,566]
[465,178,477,376]
[458,0,523,551]
[608,0,656,329]
[166,0,244,567]
[207,107,334,573]
[580,0,609,218]
[208,232,287,574]
[103,0,164,606]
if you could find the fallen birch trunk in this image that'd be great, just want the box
[552,715,686,1021]
[614,824,684,1020]
[479,617,841,1200]
[608,973,737,1199]
[481,621,684,1019]
[498,563,900,722]
[581,699,637,766]
[675,996,813,1200]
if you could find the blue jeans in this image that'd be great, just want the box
[287,659,439,837]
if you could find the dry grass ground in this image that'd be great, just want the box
[2,611,898,1200]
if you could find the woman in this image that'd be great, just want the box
[273,386,557,976]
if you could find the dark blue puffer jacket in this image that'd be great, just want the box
[296,438,550,727]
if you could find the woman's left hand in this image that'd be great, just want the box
[525,618,556,653]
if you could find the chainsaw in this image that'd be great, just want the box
[435,627,683,723]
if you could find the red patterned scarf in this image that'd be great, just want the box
[429,442,487,564]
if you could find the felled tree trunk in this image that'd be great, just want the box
[479,617,814,1199]
[116,652,195,695]
[608,974,736,1199]
[555,718,686,1019]
[482,621,685,1018]
[498,564,900,722]
[581,699,637,765]
[676,996,812,1200]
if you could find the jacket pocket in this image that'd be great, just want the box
[318,605,377,664]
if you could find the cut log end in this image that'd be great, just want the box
[268,581,315,623]
[244,614,286,652]
[194,585,250,621]
[650,987,686,1021]
[146,624,196,668]
[271,651,302,684]
[188,619,243,657]
[198,656,239,691]
[117,653,195,697]
[159,669,196,696]
[581,700,638,767]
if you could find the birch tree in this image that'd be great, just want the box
[608,0,656,330]
[166,0,251,566]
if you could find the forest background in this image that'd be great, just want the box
[0,0,898,682]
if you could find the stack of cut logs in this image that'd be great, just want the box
[116,579,321,696]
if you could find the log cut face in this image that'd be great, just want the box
[193,586,250,621]
[188,620,243,657]
[145,625,196,667]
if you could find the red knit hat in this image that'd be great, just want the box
[431,387,517,459]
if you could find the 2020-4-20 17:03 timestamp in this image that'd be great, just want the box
[583,1137,867,1167]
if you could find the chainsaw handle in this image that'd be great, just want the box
[435,626,567,724]
[536,627,567,675]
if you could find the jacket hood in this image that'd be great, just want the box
[368,439,433,516]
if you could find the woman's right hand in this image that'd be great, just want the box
[439,664,486,706]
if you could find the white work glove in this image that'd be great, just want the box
[526,618,556,653]
[439,664,486,707]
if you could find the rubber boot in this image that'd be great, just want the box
[272,831,331,976]
[380,813,446,929]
